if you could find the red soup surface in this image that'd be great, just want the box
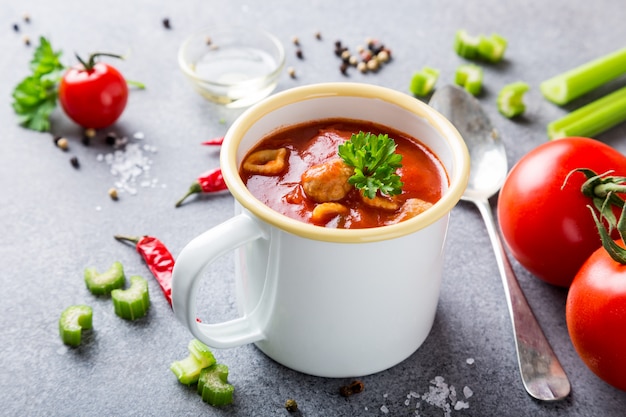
[239,119,448,229]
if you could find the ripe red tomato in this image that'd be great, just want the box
[566,240,626,392]
[497,137,626,287]
[58,62,128,129]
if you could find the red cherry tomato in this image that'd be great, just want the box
[58,61,128,129]
[497,137,626,287]
[566,239,626,392]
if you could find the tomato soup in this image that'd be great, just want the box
[239,119,448,229]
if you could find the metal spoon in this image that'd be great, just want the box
[429,85,571,401]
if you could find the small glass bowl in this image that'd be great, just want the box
[178,26,285,108]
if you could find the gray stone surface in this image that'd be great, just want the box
[2,0,626,415]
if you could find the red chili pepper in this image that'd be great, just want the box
[175,167,228,207]
[201,136,224,146]
[114,235,174,307]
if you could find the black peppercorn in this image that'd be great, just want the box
[70,156,80,169]
[339,385,352,397]
[349,380,364,394]
[339,380,364,397]
[162,18,171,29]
[105,132,117,146]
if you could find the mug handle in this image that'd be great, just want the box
[172,213,269,348]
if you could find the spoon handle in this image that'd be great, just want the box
[473,198,571,401]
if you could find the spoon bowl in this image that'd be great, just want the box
[429,85,507,201]
[429,85,571,401]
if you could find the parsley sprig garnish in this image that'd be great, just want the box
[12,37,64,132]
[338,131,404,199]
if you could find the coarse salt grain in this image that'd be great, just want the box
[380,405,389,414]
[454,401,470,410]
[466,358,475,365]
[422,376,453,417]
[97,141,161,196]
[404,364,473,415]
[448,385,457,403]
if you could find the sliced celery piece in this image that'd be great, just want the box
[84,261,125,295]
[478,34,508,63]
[455,30,507,62]
[454,30,480,59]
[409,67,440,97]
[170,339,216,385]
[547,85,626,140]
[497,81,530,118]
[111,275,150,320]
[59,305,92,347]
[455,64,483,96]
[540,47,626,105]
[197,364,234,406]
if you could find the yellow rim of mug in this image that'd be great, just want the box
[221,82,470,243]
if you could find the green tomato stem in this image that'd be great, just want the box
[74,53,146,89]
[588,204,626,264]
[75,52,125,71]
[126,79,146,89]
[573,168,626,264]
[594,183,626,198]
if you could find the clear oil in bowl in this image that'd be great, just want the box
[191,46,279,106]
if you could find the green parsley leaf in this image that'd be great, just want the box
[337,131,404,199]
[11,36,64,132]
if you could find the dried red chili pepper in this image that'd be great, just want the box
[114,234,174,307]
[201,136,224,146]
[175,167,228,207]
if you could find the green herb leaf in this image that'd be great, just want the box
[338,131,404,199]
[11,36,64,132]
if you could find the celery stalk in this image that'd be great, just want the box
[497,82,530,118]
[170,339,216,385]
[409,67,440,97]
[197,364,234,406]
[111,275,150,320]
[455,64,483,96]
[478,34,508,63]
[547,85,626,139]
[59,305,93,347]
[84,261,125,295]
[540,47,626,105]
[454,30,480,59]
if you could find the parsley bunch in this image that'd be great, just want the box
[338,131,404,199]
[12,37,64,132]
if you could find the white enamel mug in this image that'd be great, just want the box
[172,83,470,377]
